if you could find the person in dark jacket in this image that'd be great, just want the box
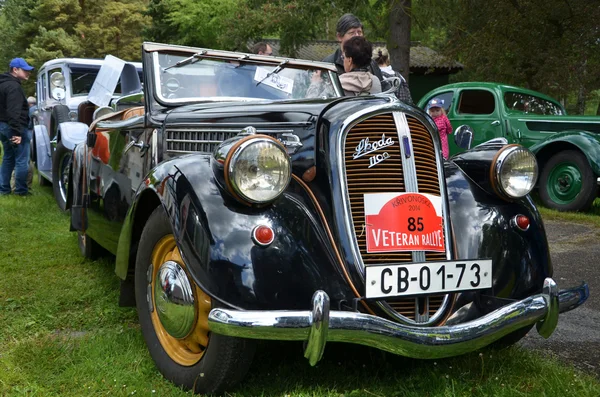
[322,13,389,91]
[0,57,34,196]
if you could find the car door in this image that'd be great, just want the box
[36,68,51,137]
[450,88,506,150]
[86,111,148,254]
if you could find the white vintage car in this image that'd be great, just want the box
[32,57,142,210]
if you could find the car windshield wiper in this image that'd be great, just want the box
[256,60,289,86]
[163,50,208,71]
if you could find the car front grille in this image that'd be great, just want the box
[165,128,279,154]
[343,112,449,324]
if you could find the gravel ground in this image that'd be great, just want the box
[519,220,600,377]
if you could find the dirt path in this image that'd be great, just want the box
[519,220,600,377]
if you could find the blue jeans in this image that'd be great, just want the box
[0,123,30,195]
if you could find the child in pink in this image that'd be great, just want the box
[426,97,453,159]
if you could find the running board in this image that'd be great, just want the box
[38,169,53,183]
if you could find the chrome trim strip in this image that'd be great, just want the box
[392,112,428,323]
[208,279,588,365]
[166,128,295,134]
[96,115,144,129]
[516,118,597,124]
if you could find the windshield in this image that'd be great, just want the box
[153,52,338,103]
[504,91,564,115]
[70,67,100,96]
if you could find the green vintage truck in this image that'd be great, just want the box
[418,82,600,212]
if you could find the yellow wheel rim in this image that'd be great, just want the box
[150,235,212,366]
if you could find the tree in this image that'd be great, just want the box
[432,0,600,113]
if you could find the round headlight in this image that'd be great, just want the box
[50,71,65,88]
[492,145,538,198]
[226,136,291,204]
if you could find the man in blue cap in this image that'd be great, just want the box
[0,57,34,196]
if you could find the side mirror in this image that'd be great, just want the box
[454,125,474,150]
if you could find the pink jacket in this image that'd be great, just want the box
[433,114,453,159]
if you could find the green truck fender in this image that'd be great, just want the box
[530,130,600,211]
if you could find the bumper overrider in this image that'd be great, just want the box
[208,278,589,365]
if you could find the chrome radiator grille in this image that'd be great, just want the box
[166,129,241,153]
[166,128,279,154]
[343,112,449,324]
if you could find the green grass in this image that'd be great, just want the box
[0,178,599,396]
[537,196,600,227]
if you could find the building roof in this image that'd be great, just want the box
[256,39,464,75]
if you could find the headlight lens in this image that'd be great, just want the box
[227,137,291,203]
[493,145,538,198]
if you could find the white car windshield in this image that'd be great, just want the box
[153,52,338,103]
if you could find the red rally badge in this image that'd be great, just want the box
[364,192,445,253]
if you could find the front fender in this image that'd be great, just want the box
[58,121,89,150]
[530,131,600,176]
[445,161,552,301]
[116,153,355,310]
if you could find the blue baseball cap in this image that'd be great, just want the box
[9,58,34,71]
[426,97,444,112]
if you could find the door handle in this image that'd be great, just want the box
[491,120,500,126]
[124,139,149,155]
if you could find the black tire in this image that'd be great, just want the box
[77,231,103,259]
[135,207,255,394]
[52,141,71,212]
[539,150,597,212]
[50,105,70,140]
[491,324,534,349]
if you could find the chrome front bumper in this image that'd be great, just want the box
[208,278,589,365]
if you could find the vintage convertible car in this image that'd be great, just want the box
[68,42,589,394]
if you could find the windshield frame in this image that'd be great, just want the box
[149,48,343,106]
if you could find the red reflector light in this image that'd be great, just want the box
[253,225,274,246]
[515,215,530,231]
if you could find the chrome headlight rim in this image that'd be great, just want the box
[491,144,538,199]
[224,134,291,205]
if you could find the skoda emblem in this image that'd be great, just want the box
[402,136,412,159]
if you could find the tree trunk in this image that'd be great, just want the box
[575,86,586,115]
[388,0,411,82]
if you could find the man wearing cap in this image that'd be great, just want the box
[0,57,34,196]
[323,13,387,89]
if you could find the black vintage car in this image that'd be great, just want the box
[68,42,589,394]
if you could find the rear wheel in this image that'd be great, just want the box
[52,141,71,211]
[539,150,597,212]
[135,207,255,394]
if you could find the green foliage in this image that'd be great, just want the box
[417,0,600,113]
[75,0,150,61]
[26,27,83,66]
[0,0,149,75]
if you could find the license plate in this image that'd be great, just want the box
[365,260,492,299]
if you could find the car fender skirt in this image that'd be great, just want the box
[208,278,589,364]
